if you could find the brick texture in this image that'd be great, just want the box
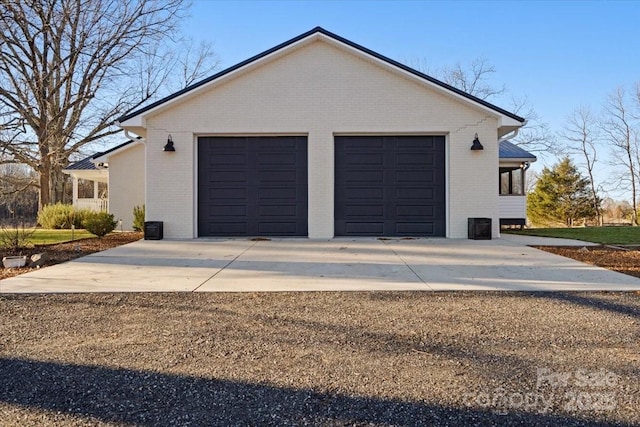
[143,39,505,238]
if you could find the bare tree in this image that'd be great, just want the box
[0,163,38,222]
[0,0,218,208]
[439,57,507,101]
[508,96,557,157]
[407,56,506,101]
[560,106,602,224]
[601,87,639,225]
[407,57,554,157]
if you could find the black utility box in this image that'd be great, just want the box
[468,218,492,240]
[144,221,164,240]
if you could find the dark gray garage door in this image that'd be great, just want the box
[335,135,445,236]
[198,136,308,236]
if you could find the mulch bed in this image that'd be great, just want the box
[0,232,143,280]
[535,245,640,279]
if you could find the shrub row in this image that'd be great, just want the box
[37,203,88,229]
[37,203,116,237]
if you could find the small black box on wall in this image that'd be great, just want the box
[468,218,492,240]
[144,221,163,240]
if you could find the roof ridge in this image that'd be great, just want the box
[118,27,525,124]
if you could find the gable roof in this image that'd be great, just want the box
[65,154,98,171]
[118,27,525,125]
[64,139,138,171]
[499,140,537,161]
[91,139,135,161]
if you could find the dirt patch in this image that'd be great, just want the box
[535,245,640,279]
[0,232,142,280]
[0,292,638,425]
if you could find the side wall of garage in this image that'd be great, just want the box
[108,143,145,231]
[143,39,500,239]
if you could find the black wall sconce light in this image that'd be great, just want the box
[163,135,176,152]
[470,133,484,151]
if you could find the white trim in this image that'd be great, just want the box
[192,134,198,239]
[445,134,450,238]
[500,158,537,164]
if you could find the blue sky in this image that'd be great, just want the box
[184,0,639,197]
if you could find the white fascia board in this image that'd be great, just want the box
[500,157,537,165]
[118,115,144,128]
[62,169,108,179]
[499,116,525,128]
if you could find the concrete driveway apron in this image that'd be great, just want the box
[2,237,640,293]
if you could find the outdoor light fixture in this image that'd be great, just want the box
[470,133,484,151]
[163,135,175,152]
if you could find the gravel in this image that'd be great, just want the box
[1,292,638,426]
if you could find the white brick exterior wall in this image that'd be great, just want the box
[109,143,145,230]
[142,39,504,239]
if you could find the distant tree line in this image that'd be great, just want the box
[529,83,640,227]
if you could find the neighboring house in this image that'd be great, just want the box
[499,141,537,228]
[117,27,526,239]
[63,140,145,230]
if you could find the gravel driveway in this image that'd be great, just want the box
[1,292,638,426]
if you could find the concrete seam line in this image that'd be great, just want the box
[380,239,434,290]
[191,241,259,292]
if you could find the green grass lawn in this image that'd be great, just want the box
[1,228,95,246]
[505,226,640,245]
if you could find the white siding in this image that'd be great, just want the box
[499,196,526,219]
[143,39,502,239]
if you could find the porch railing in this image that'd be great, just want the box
[75,198,108,212]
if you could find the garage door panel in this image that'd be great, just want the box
[342,137,384,150]
[396,153,433,165]
[345,170,384,183]
[258,222,299,235]
[396,205,434,217]
[258,170,298,182]
[257,187,298,200]
[205,222,248,235]
[207,154,247,166]
[396,170,433,183]
[208,170,248,183]
[335,135,445,237]
[395,137,433,149]
[396,222,435,234]
[198,136,307,237]
[345,188,384,200]
[206,188,247,199]
[259,205,297,217]
[208,205,248,217]
[258,153,296,165]
[346,205,385,217]
[257,138,297,150]
[344,222,384,235]
[345,153,385,166]
[396,187,434,200]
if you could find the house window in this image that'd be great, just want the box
[499,167,524,195]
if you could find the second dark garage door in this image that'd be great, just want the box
[198,136,308,236]
[335,135,446,236]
